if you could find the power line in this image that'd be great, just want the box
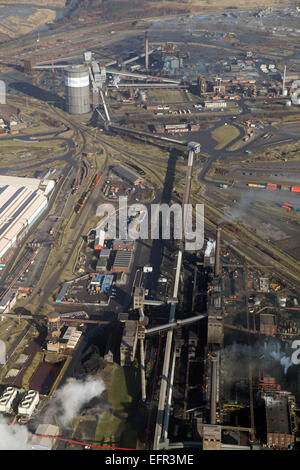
[33,434,136,450]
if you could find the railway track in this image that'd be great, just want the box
[75,124,172,187]
[50,109,300,291]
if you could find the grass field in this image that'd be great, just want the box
[94,363,140,446]
[146,89,186,104]
[0,318,28,351]
[211,124,240,150]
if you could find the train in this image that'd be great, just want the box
[92,174,101,188]
[247,183,300,192]
[74,174,102,214]
[75,190,90,214]
[280,203,300,213]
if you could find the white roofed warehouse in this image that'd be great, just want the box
[0,175,54,266]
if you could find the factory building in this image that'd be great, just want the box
[94,228,105,250]
[202,424,222,450]
[0,175,54,266]
[96,248,111,272]
[112,251,133,273]
[112,165,146,186]
[64,65,90,115]
[120,320,138,366]
[55,282,70,303]
[204,100,227,109]
[99,248,111,258]
[0,387,18,413]
[0,288,17,314]
[31,424,59,450]
[265,396,295,449]
[18,390,39,416]
[162,56,183,73]
[113,240,135,251]
[96,257,107,272]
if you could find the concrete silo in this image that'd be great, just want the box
[64,65,90,115]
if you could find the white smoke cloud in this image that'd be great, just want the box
[0,417,32,450]
[48,376,106,426]
[221,340,293,375]
[0,375,106,450]
[268,350,293,375]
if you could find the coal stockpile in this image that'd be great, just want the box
[29,360,65,395]
[74,344,106,379]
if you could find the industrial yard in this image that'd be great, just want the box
[0,0,300,454]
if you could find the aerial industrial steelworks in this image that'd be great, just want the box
[3,6,300,451]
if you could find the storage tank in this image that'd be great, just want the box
[64,65,90,115]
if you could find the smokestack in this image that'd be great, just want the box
[282,65,287,96]
[210,354,217,425]
[140,339,146,402]
[145,33,149,70]
[215,225,221,276]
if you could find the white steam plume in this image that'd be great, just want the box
[0,417,32,450]
[0,376,106,450]
[48,376,106,426]
[221,341,293,375]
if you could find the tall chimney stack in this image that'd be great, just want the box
[145,32,149,70]
[282,64,287,96]
[215,225,221,276]
[210,354,217,425]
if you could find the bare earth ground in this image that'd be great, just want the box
[158,0,291,8]
[0,9,57,38]
[0,0,65,5]
[0,0,293,39]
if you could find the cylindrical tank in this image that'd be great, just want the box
[64,65,90,115]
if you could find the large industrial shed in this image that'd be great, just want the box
[0,175,54,266]
[112,165,146,186]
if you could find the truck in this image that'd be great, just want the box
[245,150,252,154]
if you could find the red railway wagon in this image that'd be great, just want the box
[92,174,101,188]
[266,183,277,190]
[291,186,300,192]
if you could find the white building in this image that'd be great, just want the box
[0,288,17,314]
[18,390,39,416]
[31,424,59,450]
[0,387,17,413]
[0,175,55,265]
[204,100,227,109]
